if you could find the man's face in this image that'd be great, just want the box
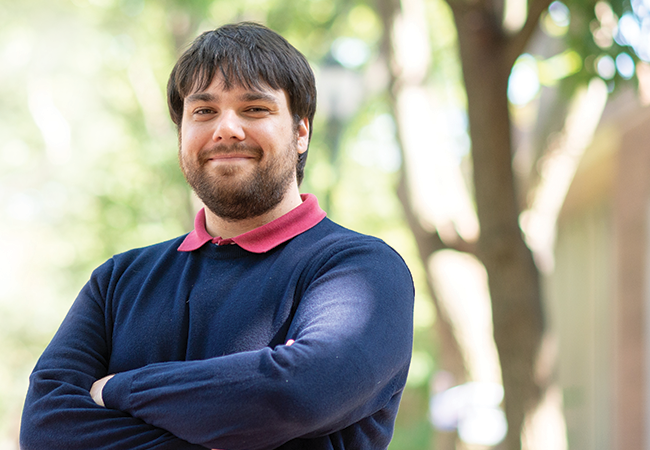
[179,75,309,221]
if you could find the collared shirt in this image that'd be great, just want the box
[178,193,327,254]
[23,191,415,450]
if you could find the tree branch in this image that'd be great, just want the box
[506,0,554,65]
[396,174,478,258]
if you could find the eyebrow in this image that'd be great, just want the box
[239,92,280,105]
[185,92,216,104]
[184,91,280,106]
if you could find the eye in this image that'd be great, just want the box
[245,106,270,114]
[194,108,215,115]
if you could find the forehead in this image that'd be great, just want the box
[189,71,270,95]
[185,74,291,107]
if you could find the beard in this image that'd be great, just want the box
[180,140,298,222]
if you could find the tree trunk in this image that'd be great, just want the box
[451,7,545,450]
[377,0,548,447]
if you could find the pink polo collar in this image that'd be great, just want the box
[178,193,326,253]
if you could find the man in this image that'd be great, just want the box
[20,22,414,450]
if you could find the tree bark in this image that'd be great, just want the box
[378,0,551,447]
[447,5,546,449]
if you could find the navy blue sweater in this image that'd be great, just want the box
[20,217,414,450]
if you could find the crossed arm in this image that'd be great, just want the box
[89,339,295,407]
[21,245,414,450]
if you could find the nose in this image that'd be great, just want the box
[212,110,245,142]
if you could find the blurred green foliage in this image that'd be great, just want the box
[0,0,436,448]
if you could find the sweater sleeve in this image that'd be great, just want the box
[19,260,208,450]
[101,240,415,450]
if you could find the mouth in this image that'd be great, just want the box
[208,154,255,162]
[200,146,263,165]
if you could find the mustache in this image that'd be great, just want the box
[197,143,263,164]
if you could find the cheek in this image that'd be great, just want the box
[259,123,295,148]
[180,128,204,154]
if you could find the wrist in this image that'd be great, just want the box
[90,374,115,407]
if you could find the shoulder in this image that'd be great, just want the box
[112,234,189,264]
[301,217,405,255]
[293,218,413,281]
[88,234,190,286]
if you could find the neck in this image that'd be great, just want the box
[204,184,303,239]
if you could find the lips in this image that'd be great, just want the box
[209,153,254,161]
[198,144,263,165]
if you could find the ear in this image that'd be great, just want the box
[296,118,309,154]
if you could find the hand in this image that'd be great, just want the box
[90,374,115,407]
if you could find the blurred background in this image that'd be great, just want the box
[1,0,649,449]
